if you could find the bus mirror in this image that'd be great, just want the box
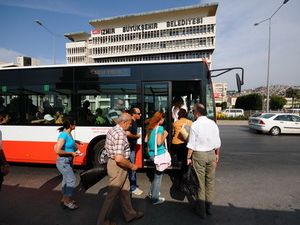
[236,73,242,93]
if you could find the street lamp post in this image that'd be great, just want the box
[35,20,56,64]
[254,0,289,112]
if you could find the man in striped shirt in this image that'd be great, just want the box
[97,113,144,225]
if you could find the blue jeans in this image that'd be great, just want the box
[150,168,163,203]
[128,150,137,191]
[56,157,76,197]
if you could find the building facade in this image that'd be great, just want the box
[65,3,217,65]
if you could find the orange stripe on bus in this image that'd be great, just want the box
[3,140,143,168]
[3,141,87,165]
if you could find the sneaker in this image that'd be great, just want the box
[132,187,143,196]
[152,197,165,205]
[147,192,160,199]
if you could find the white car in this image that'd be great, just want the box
[222,108,244,117]
[248,113,300,135]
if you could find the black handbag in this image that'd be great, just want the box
[180,165,199,197]
[80,167,107,190]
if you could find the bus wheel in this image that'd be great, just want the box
[92,139,107,168]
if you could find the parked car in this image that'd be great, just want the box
[222,109,244,117]
[248,113,300,135]
[286,108,300,115]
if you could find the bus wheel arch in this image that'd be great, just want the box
[86,135,106,168]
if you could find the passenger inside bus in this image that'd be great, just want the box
[0,113,10,125]
[78,100,95,125]
[0,97,6,113]
[171,96,184,122]
[95,108,107,125]
[107,98,125,124]
[54,111,64,124]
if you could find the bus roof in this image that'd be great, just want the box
[0,59,207,71]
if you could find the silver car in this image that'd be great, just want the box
[248,113,300,135]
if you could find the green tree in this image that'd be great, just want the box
[216,102,227,110]
[286,88,300,108]
[235,93,262,110]
[270,95,287,110]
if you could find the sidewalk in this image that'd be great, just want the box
[216,120,248,126]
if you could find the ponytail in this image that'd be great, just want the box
[57,117,76,132]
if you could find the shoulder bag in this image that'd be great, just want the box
[153,127,171,171]
[178,124,191,142]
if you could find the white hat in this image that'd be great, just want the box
[44,114,54,121]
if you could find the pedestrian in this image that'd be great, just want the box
[186,103,221,219]
[54,117,82,210]
[171,108,192,187]
[146,111,168,205]
[97,113,144,225]
[126,107,143,195]
[0,129,9,191]
[171,96,184,121]
[171,108,193,165]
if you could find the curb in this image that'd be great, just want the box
[216,120,248,126]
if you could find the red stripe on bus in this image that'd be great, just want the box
[3,140,143,168]
[3,141,87,165]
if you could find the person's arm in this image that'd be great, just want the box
[157,127,168,146]
[213,124,221,164]
[187,148,193,165]
[114,154,137,171]
[125,131,140,139]
[75,140,83,145]
[214,148,220,163]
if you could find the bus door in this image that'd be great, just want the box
[171,80,202,120]
[142,82,171,168]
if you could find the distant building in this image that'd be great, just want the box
[65,3,217,65]
[284,97,300,109]
[0,56,40,68]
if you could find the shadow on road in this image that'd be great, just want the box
[0,182,299,225]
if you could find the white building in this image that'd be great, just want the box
[65,3,217,65]
[0,56,40,68]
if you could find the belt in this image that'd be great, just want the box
[193,149,214,154]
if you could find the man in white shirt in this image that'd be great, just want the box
[186,103,221,219]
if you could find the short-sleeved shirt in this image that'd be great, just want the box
[187,116,221,152]
[172,117,193,144]
[105,124,130,159]
[58,131,76,153]
[148,126,166,158]
[128,120,138,150]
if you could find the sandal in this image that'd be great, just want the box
[63,201,79,210]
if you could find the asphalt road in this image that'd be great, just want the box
[0,124,299,225]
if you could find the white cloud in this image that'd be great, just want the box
[0,48,23,63]
[205,0,300,89]
[0,0,96,18]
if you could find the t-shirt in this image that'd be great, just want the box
[148,126,166,157]
[58,131,76,153]
[107,108,122,124]
[128,120,138,150]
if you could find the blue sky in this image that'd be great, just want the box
[0,0,299,89]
